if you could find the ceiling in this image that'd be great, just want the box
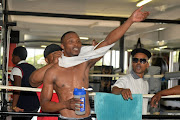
[6,0,180,52]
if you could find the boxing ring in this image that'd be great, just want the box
[0,65,180,119]
[1,0,180,119]
[0,78,180,120]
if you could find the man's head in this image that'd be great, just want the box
[44,44,62,64]
[60,31,82,57]
[131,48,151,77]
[12,46,27,64]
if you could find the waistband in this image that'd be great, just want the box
[58,115,92,120]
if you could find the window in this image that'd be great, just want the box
[26,48,45,69]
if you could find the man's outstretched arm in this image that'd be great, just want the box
[96,6,149,49]
[29,63,54,87]
[29,51,62,87]
[151,85,180,108]
[88,6,149,67]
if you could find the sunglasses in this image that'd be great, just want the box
[132,58,148,64]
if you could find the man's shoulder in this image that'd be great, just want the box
[117,74,132,81]
[16,63,35,68]
[48,63,64,72]
[121,73,132,78]
[11,67,21,75]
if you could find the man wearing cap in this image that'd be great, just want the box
[30,44,62,120]
[30,44,62,88]
[112,48,151,114]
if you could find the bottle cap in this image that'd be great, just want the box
[73,88,86,95]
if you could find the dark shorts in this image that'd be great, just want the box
[58,115,92,120]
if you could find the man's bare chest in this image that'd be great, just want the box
[55,68,89,88]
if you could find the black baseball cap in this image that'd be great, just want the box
[44,44,62,58]
[131,48,151,59]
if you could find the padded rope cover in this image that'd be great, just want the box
[95,93,142,120]
[164,71,180,80]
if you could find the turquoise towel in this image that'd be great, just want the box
[94,92,142,120]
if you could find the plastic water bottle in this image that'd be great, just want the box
[73,88,86,115]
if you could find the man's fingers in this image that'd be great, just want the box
[127,91,133,100]
[74,100,84,111]
[137,6,143,11]
[92,39,98,46]
[155,101,159,107]
[151,98,159,108]
[73,98,82,104]
[121,89,133,100]
[122,93,127,100]
[54,51,62,56]
[129,94,133,100]
[123,93,130,100]
[143,12,150,18]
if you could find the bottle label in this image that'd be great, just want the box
[80,97,85,112]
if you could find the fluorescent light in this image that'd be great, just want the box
[159,46,167,49]
[41,45,47,48]
[127,49,132,52]
[153,46,167,51]
[156,40,165,46]
[157,27,165,31]
[24,34,29,40]
[136,0,152,7]
[80,37,89,40]
[154,48,160,51]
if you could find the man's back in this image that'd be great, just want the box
[13,63,40,112]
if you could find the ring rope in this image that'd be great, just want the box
[0,111,180,119]
[89,74,164,78]
[89,92,180,98]
[0,85,42,92]
[1,85,180,98]
[7,72,164,78]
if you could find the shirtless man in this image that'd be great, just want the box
[40,7,149,120]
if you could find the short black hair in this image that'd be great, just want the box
[60,31,76,43]
[131,48,151,59]
[13,46,27,60]
[44,44,62,58]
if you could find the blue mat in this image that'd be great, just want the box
[94,92,142,120]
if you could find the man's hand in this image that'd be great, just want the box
[150,93,162,108]
[65,98,82,111]
[52,51,62,64]
[92,40,98,46]
[130,6,150,22]
[13,106,24,112]
[121,89,133,100]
